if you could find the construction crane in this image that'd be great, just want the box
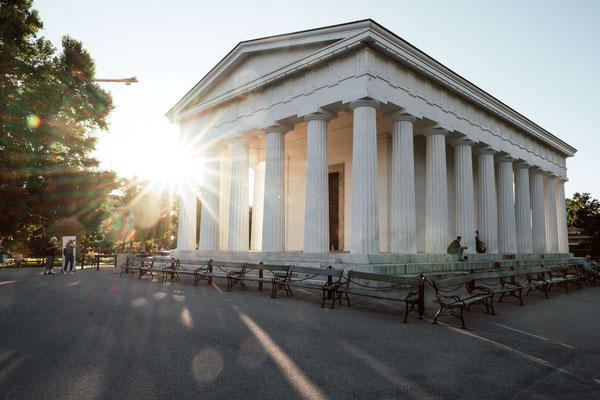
[95,76,138,85]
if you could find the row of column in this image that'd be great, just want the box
[180,98,569,255]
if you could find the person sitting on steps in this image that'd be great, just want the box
[447,236,467,261]
[475,230,487,254]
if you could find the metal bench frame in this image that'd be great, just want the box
[430,275,494,329]
[333,270,425,323]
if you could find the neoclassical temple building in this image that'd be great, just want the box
[167,20,576,267]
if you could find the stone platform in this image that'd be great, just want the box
[171,250,578,276]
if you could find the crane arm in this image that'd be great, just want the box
[95,76,138,85]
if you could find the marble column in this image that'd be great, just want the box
[544,174,559,253]
[303,112,334,253]
[177,182,197,250]
[218,148,231,250]
[555,177,569,254]
[530,169,547,253]
[228,139,250,251]
[350,99,380,254]
[262,125,288,252]
[198,149,220,251]
[514,163,533,253]
[452,139,475,254]
[476,148,498,254]
[496,157,517,253]
[387,112,417,254]
[250,162,265,251]
[424,128,449,254]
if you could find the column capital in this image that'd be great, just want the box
[495,155,516,164]
[544,173,557,179]
[514,161,531,170]
[422,127,448,137]
[384,110,417,123]
[448,138,476,148]
[530,167,545,175]
[473,146,497,156]
[304,109,336,123]
[204,139,228,156]
[228,135,254,145]
[349,98,380,110]
[262,123,292,135]
[556,176,568,183]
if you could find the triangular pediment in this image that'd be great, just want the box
[167,20,375,119]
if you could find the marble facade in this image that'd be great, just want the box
[166,20,575,260]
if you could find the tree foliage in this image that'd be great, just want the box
[566,192,600,235]
[0,0,118,251]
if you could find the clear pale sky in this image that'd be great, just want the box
[34,0,600,199]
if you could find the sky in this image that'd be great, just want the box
[33,0,600,199]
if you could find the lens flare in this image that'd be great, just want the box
[26,114,41,128]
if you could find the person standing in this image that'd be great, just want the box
[63,240,75,274]
[0,239,6,269]
[44,237,58,275]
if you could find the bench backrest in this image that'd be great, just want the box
[149,256,175,267]
[347,270,423,286]
[289,265,343,278]
[511,266,548,276]
[176,259,211,271]
[210,260,246,271]
[245,263,290,274]
[433,275,472,289]
[470,270,519,281]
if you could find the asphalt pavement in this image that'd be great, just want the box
[0,266,599,399]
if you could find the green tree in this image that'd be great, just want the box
[0,0,118,250]
[566,192,600,236]
[100,177,179,251]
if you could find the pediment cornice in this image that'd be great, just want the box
[166,19,576,157]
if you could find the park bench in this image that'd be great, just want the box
[549,264,584,291]
[164,259,211,285]
[138,256,171,280]
[508,266,567,299]
[468,270,525,306]
[222,262,292,293]
[430,275,494,329]
[119,255,144,277]
[575,263,597,287]
[158,257,178,282]
[272,265,344,307]
[198,260,247,290]
[332,270,424,323]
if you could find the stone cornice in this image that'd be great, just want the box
[166,19,576,158]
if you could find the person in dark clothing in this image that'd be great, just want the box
[475,231,487,254]
[0,239,6,269]
[44,237,58,275]
[63,239,75,274]
[447,236,467,261]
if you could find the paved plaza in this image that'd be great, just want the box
[0,266,599,399]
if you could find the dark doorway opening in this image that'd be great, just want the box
[329,172,339,251]
[328,163,344,251]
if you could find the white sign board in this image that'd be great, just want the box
[61,236,76,272]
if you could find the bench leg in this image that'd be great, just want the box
[543,284,549,299]
[403,301,409,323]
[489,297,496,316]
[459,307,466,329]
[433,306,443,324]
[321,289,326,308]
[518,289,524,306]
[226,277,232,292]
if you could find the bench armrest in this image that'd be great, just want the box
[473,286,493,295]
